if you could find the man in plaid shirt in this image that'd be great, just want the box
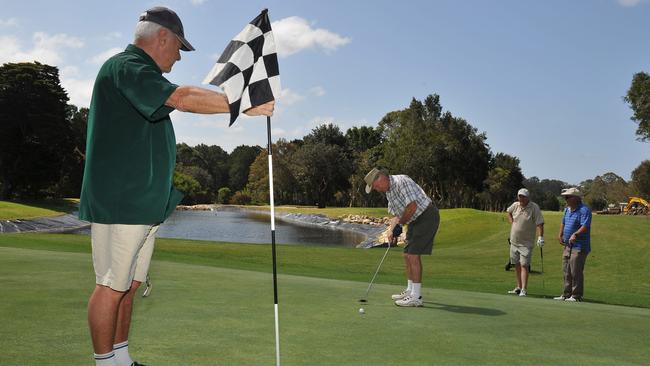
[364,168,440,307]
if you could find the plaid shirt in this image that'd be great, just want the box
[385,175,432,224]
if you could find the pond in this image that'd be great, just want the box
[144,209,367,247]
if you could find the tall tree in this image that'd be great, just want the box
[345,126,382,153]
[483,153,525,211]
[175,143,229,202]
[292,141,352,208]
[290,125,352,207]
[193,143,229,194]
[625,72,650,142]
[228,145,262,192]
[303,123,348,147]
[378,95,491,208]
[523,176,567,211]
[581,172,632,210]
[0,62,70,199]
[246,139,298,204]
[631,160,650,198]
[57,105,88,197]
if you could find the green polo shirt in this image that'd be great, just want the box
[79,44,183,224]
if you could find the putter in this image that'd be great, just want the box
[359,225,401,303]
[505,238,512,271]
[142,274,152,298]
[539,247,546,291]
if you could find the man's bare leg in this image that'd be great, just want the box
[406,254,422,283]
[521,264,529,291]
[114,280,141,343]
[88,285,126,353]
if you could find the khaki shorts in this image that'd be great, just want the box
[91,223,159,292]
[509,244,533,266]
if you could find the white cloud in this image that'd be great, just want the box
[271,127,286,136]
[617,0,646,6]
[60,66,94,107]
[88,47,123,64]
[0,18,19,27]
[0,35,22,64]
[61,77,94,107]
[191,0,208,5]
[0,32,83,65]
[309,86,326,97]
[0,33,91,107]
[278,88,304,105]
[271,16,351,57]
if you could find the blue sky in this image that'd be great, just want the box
[1,0,649,185]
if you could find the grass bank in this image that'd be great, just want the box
[0,199,77,220]
[0,208,647,308]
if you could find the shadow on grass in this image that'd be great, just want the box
[422,301,506,316]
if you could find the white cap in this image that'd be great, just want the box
[517,188,529,197]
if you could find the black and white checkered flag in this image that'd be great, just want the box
[203,9,280,126]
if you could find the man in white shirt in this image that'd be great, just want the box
[506,188,545,297]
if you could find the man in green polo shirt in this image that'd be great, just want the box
[79,7,274,366]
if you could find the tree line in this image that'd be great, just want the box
[2,61,649,211]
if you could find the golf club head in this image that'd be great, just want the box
[142,274,152,298]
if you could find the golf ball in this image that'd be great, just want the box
[359,307,365,314]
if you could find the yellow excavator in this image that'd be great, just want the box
[623,197,650,215]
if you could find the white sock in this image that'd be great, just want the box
[95,351,116,366]
[406,280,413,292]
[113,341,133,366]
[412,283,421,298]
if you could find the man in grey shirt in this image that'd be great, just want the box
[365,168,440,307]
[506,188,545,297]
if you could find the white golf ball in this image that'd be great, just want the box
[359,307,365,314]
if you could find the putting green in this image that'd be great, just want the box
[1,246,648,365]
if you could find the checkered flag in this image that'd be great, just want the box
[203,9,280,126]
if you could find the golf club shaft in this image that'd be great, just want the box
[362,238,395,300]
[539,247,546,290]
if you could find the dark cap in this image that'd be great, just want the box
[139,6,195,51]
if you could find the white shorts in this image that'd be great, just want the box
[91,223,159,292]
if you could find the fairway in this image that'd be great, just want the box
[2,246,649,366]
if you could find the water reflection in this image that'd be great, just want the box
[157,210,365,247]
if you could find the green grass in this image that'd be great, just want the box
[0,199,77,220]
[1,206,649,364]
[1,246,648,365]
[0,209,648,307]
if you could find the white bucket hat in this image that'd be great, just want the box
[561,187,584,197]
[364,168,381,194]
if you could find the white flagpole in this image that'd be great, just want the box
[266,116,280,366]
